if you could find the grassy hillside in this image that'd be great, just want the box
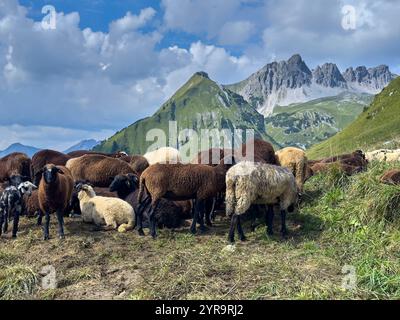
[95,72,277,155]
[265,92,371,149]
[1,161,399,299]
[308,77,400,159]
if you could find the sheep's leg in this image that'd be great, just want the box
[266,205,274,235]
[3,211,8,234]
[228,214,238,243]
[237,215,246,241]
[37,210,43,226]
[136,198,150,236]
[280,210,287,237]
[149,200,160,239]
[56,210,65,239]
[11,209,20,238]
[0,211,4,236]
[190,199,200,234]
[197,200,207,232]
[43,212,50,240]
[206,197,216,227]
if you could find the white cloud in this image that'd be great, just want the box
[218,21,255,45]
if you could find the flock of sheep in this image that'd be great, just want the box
[0,139,399,243]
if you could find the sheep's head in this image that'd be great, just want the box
[18,181,37,196]
[77,183,96,199]
[7,174,31,187]
[109,174,138,193]
[42,164,63,184]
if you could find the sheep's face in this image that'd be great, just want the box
[8,174,30,187]
[109,174,138,193]
[43,165,62,184]
[18,181,37,196]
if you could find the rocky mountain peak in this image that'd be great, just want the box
[313,63,347,88]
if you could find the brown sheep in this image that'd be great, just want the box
[38,164,74,240]
[235,139,277,164]
[130,155,149,175]
[275,147,308,192]
[31,150,71,186]
[380,169,400,185]
[320,150,366,164]
[23,189,41,218]
[190,148,233,166]
[311,162,363,176]
[66,154,136,188]
[0,152,31,183]
[109,174,191,229]
[137,158,233,238]
[68,150,131,163]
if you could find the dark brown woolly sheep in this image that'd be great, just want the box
[190,148,233,166]
[66,154,136,188]
[380,169,400,185]
[320,150,366,164]
[0,152,31,183]
[23,189,41,218]
[137,158,233,238]
[130,155,149,175]
[235,139,277,164]
[68,150,131,162]
[38,164,74,240]
[109,174,191,229]
[31,150,71,186]
[311,162,363,176]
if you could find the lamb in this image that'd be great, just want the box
[275,147,308,192]
[235,139,277,164]
[310,162,364,176]
[66,154,136,187]
[38,164,74,240]
[380,169,400,185]
[109,174,191,229]
[130,155,149,175]
[69,181,118,216]
[23,189,41,218]
[31,150,71,185]
[76,184,134,232]
[225,162,297,242]
[143,147,181,165]
[137,157,233,238]
[0,152,31,183]
[0,181,37,238]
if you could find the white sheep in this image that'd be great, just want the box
[77,184,134,233]
[365,149,400,162]
[143,147,181,165]
[225,161,297,242]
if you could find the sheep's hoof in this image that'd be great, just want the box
[267,229,274,236]
[190,227,197,234]
[44,235,49,240]
[281,231,288,239]
[239,235,247,242]
[138,230,145,236]
[199,225,208,233]
[59,235,65,240]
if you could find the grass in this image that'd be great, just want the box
[0,161,399,300]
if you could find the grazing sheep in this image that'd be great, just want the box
[275,147,308,192]
[235,139,277,164]
[310,162,363,176]
[31,150,71,186]
[109,174,191,229]
[225,162,297,242]
[366,149,400,162]
[137,158,233,238]
[130,155,149,175]
[77,184,134,232]
[66,154,136,187]
[0,153,31,183]
[23,189,41,218]
[0,181,37,238]
[38,164,74,240]
[144,147,181,165]
[320,150,366,164]
[380,169,400,185]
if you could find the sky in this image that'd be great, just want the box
[0,0,399,151]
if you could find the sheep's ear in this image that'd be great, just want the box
[55,167,65,175]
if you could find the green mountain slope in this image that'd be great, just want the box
[308,77,400,159]
[95,72,276,154]
[265,92,372,149]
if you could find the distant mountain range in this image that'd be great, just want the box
[225,54,396,116]
[0,139,100,158]
[0,143,41,158]
[308,76,400,158]
[95,54,396,154]
[63,139,100,153]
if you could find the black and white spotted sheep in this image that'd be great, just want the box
[0,181,37,238]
